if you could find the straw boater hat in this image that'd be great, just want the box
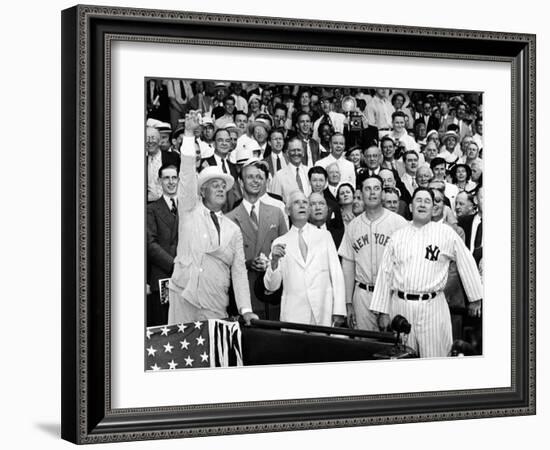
[442,130,459,144]
[390,90,411,108]
[426,129,439,141]
[197,166,234,192]
[247,116,272,135]
[200,116,215,128]
[222,122,239,133]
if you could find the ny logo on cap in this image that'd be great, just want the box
[424,244,441,262]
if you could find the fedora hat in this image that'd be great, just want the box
[197,166,234,192]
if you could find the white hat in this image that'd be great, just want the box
[222,122,238,131]
[200,116,215,127]
[442,130,459,143]
[236,139,262,164]
[197,166,234,192]
[146,118,164,128]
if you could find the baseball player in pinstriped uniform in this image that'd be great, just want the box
[339,175,408,331]
[370,187,483,358]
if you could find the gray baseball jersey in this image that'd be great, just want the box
[338,209,408,284]
[338,209,407,331]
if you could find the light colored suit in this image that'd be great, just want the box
[226,201,288,319]
[264,224,346,326]
[168,137,251,324]
[268,163,311,204]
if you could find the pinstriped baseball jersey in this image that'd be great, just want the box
[338,209,407,284]
[370,221,483,315]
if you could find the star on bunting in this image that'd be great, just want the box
[163,342,174,353]
[167,360,178,370]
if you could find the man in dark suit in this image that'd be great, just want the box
[458,186,483,266]
[308,192,345,249]
[199,128,241,212]
[295,110,322,166]
[226,159,288,319]
[456,186,483,353]
[263,128,289,178]
[147,163,180,326]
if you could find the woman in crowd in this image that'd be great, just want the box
[337,182,356,226]
[247,94,262,122]
[346,146,367,181]
[450,163,477,192]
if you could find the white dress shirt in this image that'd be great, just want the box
[315,154,356,187]
[268,164,312,204]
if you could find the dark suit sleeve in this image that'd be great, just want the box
[147,205,175,274]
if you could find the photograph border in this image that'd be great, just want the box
[61,4,536,444]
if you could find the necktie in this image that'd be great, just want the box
[170,198,177,215]
[298,228,308,261]
[296,167,304,192]
[323,114,333,127]
[210,211,221,244]
[221,160,228,174]
[276,155,282,171]
[250,204,259,231]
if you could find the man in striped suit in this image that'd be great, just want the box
[370,187,482,358]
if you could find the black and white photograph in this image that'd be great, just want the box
[144,79,484,370]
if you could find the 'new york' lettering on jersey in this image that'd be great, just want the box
[338,209,408,284]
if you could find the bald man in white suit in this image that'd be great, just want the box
[264,190,346,327]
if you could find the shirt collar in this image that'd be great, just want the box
[201,203,223,218]
[163,194,177,208]
[241,198,259,215]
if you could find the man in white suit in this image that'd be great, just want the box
[168,111,259,325]
[264,190,346,327]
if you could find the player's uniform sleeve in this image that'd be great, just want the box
[452,229,483,302]
[370,237,396,314]
[338,225,356,262]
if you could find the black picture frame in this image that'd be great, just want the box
[61,4,536,444]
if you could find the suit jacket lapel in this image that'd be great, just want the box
[234,203,257,244]
[287,228,306,268]
[157,198,177,229]
[255,203,273,255]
